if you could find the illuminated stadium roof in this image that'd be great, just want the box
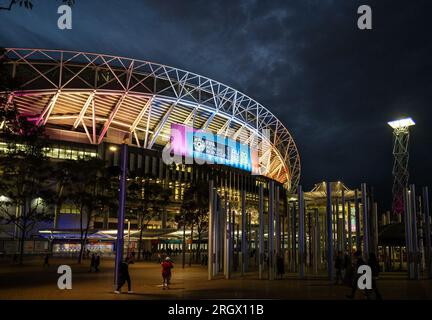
[0,48,300,189]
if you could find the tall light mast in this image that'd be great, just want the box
[388,117,415,219]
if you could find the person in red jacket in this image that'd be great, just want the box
[161,256,174,289]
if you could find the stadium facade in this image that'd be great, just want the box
[0,48,300,256]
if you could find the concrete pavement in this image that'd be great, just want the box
[0,257,431,300]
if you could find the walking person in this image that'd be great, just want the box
[161,256,174,289]
[130,250,135,264]
[343,254,353,287]
[366,253,383,300]
[95,253,101,272]
[276,254,285,279]
[89,253,96,272]
[43,254,50,268]
[335,251,344,284]
[346,251,366,299]
[114,257,133,294]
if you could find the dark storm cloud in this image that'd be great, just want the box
[0,0,431,209]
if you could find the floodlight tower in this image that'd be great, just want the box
[388,118,415,219]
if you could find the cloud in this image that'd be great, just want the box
[0,0,430,209]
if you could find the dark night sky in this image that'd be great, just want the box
[0,0,431,211]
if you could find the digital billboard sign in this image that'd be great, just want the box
[170,123,259,173]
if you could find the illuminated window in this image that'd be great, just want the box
[60,203,80,214]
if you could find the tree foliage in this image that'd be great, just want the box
[0,102,54,264]
[0,0,75,11]
[127,171,172,260]
[179,180,209,263]
[55,157,114,263]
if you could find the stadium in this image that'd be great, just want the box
[0,48,300,259]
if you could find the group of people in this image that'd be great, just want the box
[334,250,382,300]
[115,255,174,294]
[200,254,208,266]
[89,253,101,272]
[42,245,382,298]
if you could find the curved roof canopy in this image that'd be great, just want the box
[0,48,300,189]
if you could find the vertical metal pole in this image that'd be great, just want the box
[254,224,258,267]
[298,185,305,279]
[219,191,224,271]
[208,180,214,280]
[213,189,219,277]
[372,202,379,255]
[410,185,419,279]
[127,220,131,254]
[282,208,285,251]
[236,223,240,271]
[275,186,281,256]
[403,188,409,278]
[423,187,432,278]
[335,198,340,253]
[214,189,219,274]
[313,208,320,274]
[224,191,230,279]
[418,196,425,272]
[229,203,233,274]
[347,200,352,255]
[355,189,361,251]
[259,182,264,279]
[225,221,231,279]
[182,213,186,269]
[248,211,252,268]
[361,183,369,259]
[268,181,275,280]
[404,188,413,279]
[286,200,291,271]
[326,181,333,281]
[114,143,128,288]
[341,189,346,255]
[231,206,235,273]
[292,202,297,272]
[241,180,246,276]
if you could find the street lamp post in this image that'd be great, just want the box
[114,141,128,289]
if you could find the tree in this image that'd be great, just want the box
[51,160,71,229]
[0,103,54,264]
[0,0,75,11]
[180,180,210,265]
[127,173,172,260]
[60,157,110,264]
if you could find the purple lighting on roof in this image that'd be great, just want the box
[171,123,188,156]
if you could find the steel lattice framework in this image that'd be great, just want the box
[0,48,300,189]
[391,126,411,216]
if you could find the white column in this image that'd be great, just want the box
[298,185,305,279]
[208,180,214,280]
[258,182,264,279]
[268,181,275,280]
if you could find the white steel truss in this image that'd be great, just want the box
[0,48,301,189]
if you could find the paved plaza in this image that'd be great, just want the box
[0,256,431,300]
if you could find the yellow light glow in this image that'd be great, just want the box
[109,146,117,152]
